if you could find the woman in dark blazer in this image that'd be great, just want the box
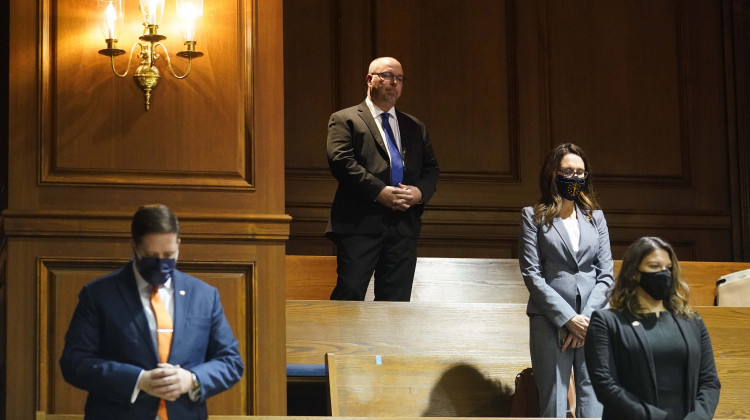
[585,237,720,420]
[518,143,614,417]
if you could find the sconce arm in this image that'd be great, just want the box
[109,42,143,78]
[154,42,192,79]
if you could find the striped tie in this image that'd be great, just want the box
[151,285,173,420]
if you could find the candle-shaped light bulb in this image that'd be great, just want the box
[147,0,157,24]
[105,3,116,39]
[98,0,122,41]
[139,0,165,26]
[177,0,204,42]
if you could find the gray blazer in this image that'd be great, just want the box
[518,205,615,327]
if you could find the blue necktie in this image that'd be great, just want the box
[380,113,403,186]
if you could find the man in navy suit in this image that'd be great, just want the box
[60,204,244,420]
[326,57,439,301]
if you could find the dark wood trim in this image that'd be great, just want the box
[729,0,750,260]
[2,210,291,240]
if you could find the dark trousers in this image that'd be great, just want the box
[329,226,417,301]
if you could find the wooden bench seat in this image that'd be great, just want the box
[35,413,594,420]
[286,255,750,306]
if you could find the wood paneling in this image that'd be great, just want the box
[44,0,252,190]
[284,0,749,262]
[39,258,253,415]
[727,0,750,260]
[5,0,287,417]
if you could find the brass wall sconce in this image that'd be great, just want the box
[97,0,204,110]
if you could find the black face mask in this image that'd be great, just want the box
[556,175,586,201]
[136,254,176,286]
[638,269,673,301]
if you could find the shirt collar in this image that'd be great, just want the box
[365,97,396,121]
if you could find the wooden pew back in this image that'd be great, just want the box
[287,301,750,418]
[286,255,750,306]
[326,353,530,417]
[287,301,530,365]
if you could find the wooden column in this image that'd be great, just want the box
[3,0,287,417]
[726,0,750,260]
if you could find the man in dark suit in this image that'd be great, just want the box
[60,204,244,420]
[326,57,439,301]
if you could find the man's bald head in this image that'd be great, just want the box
[366,57,405,111]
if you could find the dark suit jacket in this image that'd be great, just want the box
[60,263,244,420]
[326,101,439,238]
[585,308,720,420]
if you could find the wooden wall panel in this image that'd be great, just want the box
[5,0,287,417]
[46,0,251,189]
[0,253,6,416]
[39,258,253,415]
[728,0,750,260]
[373,0,517,181]
[284,0,748,262]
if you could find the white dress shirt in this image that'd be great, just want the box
[365,97,402,161]
[562,214,581,253]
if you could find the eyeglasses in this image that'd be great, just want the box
[371,72,406,83]
[558,168,588,179]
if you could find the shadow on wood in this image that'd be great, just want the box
[326,353,530,417]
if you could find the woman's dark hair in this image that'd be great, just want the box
[610,236,694,318]
[533,143,600,226]
[131,204,180,245]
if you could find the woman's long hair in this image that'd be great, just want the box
[610,237,695,318]
[533,143,600,226]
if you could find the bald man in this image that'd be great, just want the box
[326,57,440,301]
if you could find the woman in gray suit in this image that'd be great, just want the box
[585,237,720,420]
[518,143,614,417]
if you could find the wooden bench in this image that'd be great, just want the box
[286,300,530,415]
[286,255,750,306]
[287,300,750,418]
[326,353,531,417]
[35,415,319,420]
[287,301,530,365]
[34,414,595,420]
[286,256,528,302]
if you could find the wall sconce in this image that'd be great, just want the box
[97,0,204,110]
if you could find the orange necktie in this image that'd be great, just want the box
[150,285,173,420]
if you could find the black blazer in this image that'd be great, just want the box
[585,308,720,420]
[326,101,439,238]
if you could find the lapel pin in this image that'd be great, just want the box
[179,290,186,296]
[632,321,640,327]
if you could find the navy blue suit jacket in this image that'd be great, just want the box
[60,262,244,420]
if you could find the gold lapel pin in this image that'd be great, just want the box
[179,290,186,296]
[632,321,640,327]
